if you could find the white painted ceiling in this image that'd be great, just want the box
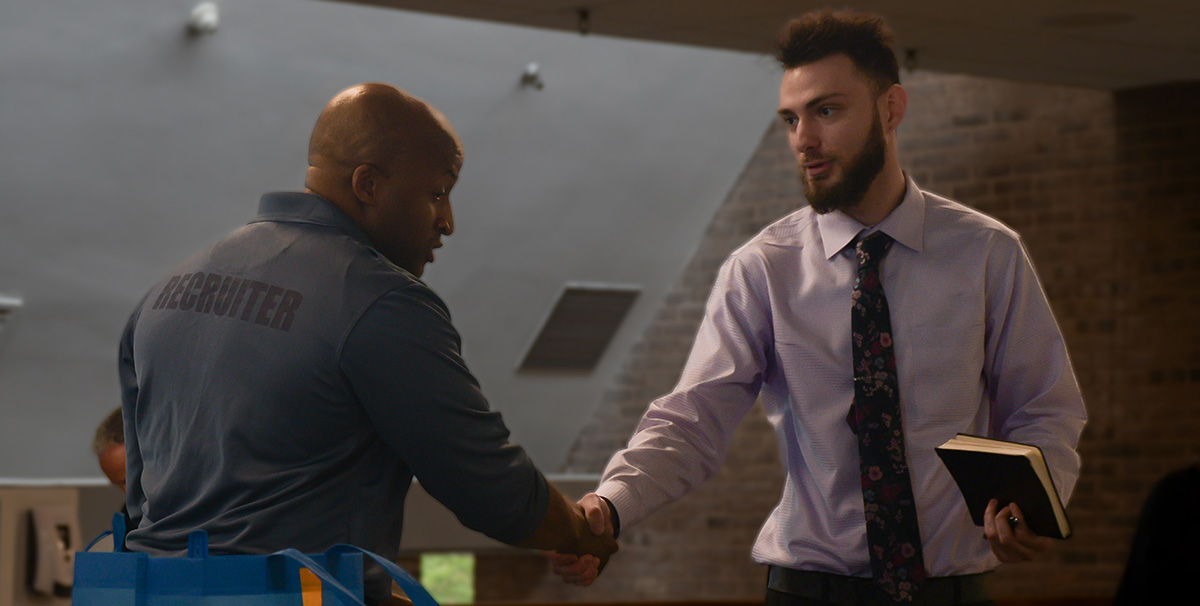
[336,0,1200,89]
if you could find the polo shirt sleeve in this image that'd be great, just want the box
[339,283,549,545]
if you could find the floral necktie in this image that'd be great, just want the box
[847,232,927,602]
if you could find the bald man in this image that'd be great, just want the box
[118,84,616,603]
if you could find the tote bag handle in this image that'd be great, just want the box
[326,544,440,606]
[272,548,376,606]
[189,530,441,606]
[276,546,442,606]
[84,512,129,553]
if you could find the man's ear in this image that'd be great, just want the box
[350,164,379,206]
[881,83,907,132]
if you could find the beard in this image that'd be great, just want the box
[800,112,887,215]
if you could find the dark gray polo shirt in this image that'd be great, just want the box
[119,192,548,598]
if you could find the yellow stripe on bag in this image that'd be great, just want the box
[299,567,322,606]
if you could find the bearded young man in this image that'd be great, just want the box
[553,10,1086,606]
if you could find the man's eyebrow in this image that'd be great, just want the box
[805,93,847,110]
[777,93,848,116]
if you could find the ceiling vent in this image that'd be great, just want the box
[519,282,640,372]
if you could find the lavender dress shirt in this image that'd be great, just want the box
[597,177,1086,577]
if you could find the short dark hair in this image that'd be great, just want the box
[775,9,900,95]
[92,406,124,455]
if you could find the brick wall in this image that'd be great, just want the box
[473,73,1200,602]
[897,74,1200,597]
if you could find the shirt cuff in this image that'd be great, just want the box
[597,495,620,539]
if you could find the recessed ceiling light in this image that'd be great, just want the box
[1042,12,1135,28]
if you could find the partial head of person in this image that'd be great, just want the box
[93,406,126,492]
[774,10,907,223]
[304,83,463,278]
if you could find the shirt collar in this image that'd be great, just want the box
[816,174,926,259]
[249,191,375,248]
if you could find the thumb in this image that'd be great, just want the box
[585,503,607,535]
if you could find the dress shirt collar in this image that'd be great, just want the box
[816,174,926,259]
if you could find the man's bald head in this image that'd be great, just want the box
[305,83,462,206]
[304,83,463,277]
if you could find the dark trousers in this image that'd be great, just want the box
[766,566,995,606]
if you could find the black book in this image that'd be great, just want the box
[934,434,1071,539]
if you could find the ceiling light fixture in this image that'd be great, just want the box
[187,2,219,36]
[520,62,545,90]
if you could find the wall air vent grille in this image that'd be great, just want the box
[519,283,640,372]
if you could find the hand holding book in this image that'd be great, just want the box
[935,434,1072,540]
[983,498,1053,562]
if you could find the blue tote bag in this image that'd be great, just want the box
[74,515,440,606]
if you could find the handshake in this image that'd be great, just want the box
[542,492,619,585]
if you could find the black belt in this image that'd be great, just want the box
[767,566,992,606]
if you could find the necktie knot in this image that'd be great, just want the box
[855,231,894,269]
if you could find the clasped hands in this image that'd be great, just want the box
[550,493,615,586]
